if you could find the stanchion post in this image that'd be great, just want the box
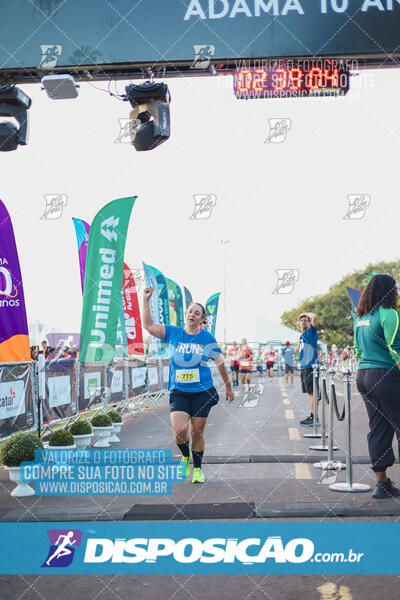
[310,365,333,451]
[313,367,343,470]
[330,368,371,492]
[303,363,322,439]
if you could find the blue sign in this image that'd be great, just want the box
[1,522,400,574]
[0,1,399,77]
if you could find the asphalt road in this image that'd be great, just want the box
[1,371,400,599]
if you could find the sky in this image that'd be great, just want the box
[1,66,400,345]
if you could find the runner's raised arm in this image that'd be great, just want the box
[142,287,165,339]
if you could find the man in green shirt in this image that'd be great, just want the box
[355,274,400,499]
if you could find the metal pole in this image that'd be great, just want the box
[303,363,322,439]
[330,368,371,493]
[313,367,342,469]
[220,240,229,347]
[310,365,332,450]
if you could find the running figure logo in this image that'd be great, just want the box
[189,195,217,220]
[130,268,145,291]
[343,195,371,220]
[41,195,67,220]
[190,45,215,69]
[272,269,299,294]
[240,384,264,408]
[42,529,82,568]
[265,119,291,144]
[115,118,138,143]
[39,45,62,69]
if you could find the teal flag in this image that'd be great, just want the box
[79,197,136,363]
[148,265,170,327]
[205,292,221,336]
[167,278,184,328]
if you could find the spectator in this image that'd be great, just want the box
[30,346,39,361]
[355,274,400,499]
[298,312,319,427]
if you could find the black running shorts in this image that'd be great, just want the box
[169,387,219,418]
[300,368,314,394]
[230,364,239,372]
[285,364,294,374]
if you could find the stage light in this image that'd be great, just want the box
[125,81,171,151]
[0,86,31,152]
[41,74,79,99]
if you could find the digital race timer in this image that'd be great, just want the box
[233,62,350,99]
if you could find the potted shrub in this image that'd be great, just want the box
[0,431,43,497]
[107,410,124,443]
[69,419,93,449]
[90,413,113,447]
[48,429,75,449]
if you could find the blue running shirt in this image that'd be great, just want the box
[298,324,319,369]
[163,325,222,392]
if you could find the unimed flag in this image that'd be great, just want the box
[73,217,128,356]
[205,292,220,337]
[122,263,144,355]
[0,199,30,362]
[79,197,136,363]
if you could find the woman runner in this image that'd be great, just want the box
[142,287,234,483]
[355,274,400,499]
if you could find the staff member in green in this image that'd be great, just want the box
[355,274,400,499]
[143,287,234,483]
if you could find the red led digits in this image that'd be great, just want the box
[237,68,252,92]
[323,68,339,87]
[273,68,287,91]
[234,64,348,98]
[288,67,303,90]
[253,68,267,92]
[306,67,323,90]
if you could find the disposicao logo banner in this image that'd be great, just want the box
[1,522,400,575]
[122,263,144,356]
[0,199,30,362]
[78,197,136,364]
[205,292,220,337]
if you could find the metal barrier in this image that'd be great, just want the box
[309,365,336,452]
[313,367,343,470]
[0,357,170,440]
[0,361,36,439]
[303,364,323,440]
[329,368,371,493]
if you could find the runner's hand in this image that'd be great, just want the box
[225,384,234,403]
[143,287,153,299]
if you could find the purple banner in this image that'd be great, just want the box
[0,199,30,362]
[72,218,90,293]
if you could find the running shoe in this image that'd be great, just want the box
[372,478,400,499]
[192,467,205,483]
[179,452,192,479]
[299,414,314,427]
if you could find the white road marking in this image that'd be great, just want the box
[295,463,312,479]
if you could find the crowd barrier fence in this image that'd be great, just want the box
[0,357,171,441]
